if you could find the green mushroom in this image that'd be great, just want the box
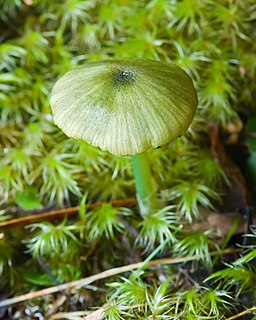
[50,59,198,213]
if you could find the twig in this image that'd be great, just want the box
[0,248,240,309]
[226,306,256,320]
[0,198,136,230]
[50,310,89,320]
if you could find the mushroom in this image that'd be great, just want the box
[50,59,198,213]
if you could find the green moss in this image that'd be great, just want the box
[0,0,255,318]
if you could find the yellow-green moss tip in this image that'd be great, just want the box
[50,59,198,156]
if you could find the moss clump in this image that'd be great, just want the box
[0,1,256,319]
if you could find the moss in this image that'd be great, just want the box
[0,0,255,318]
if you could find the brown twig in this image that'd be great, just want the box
[226,306,256,320]
[49,310,89,320]
[0,248,241,309]
[0,198,136,230]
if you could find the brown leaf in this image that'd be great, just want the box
[208,123,249,210]
[189,206,246,242]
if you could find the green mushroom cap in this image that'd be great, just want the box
[50,59,198,156]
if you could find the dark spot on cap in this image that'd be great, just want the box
[112,68,136,87]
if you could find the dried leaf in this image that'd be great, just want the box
[208,123,249,210]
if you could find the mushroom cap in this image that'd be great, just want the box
[50,59,198,156]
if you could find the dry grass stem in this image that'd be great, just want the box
[0,198,136,230]
[0,248,241,309]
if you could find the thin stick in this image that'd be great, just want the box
[0,198,136,230]
[226,306,256,320]
[0,248,240,309]
[50,311,89,320]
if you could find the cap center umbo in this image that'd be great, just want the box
[111,68,136,87]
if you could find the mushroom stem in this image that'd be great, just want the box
[131,153,158,215]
